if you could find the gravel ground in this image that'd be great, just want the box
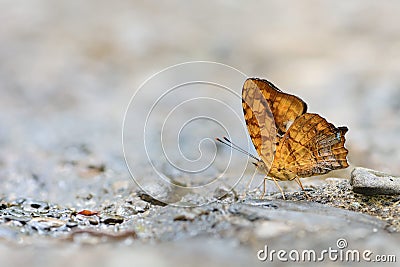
[1,1,400,266]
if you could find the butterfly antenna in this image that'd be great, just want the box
[215,136,259,161]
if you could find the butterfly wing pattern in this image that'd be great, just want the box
[243,78,307,137]
[270,113,349,180]
[242,79,277,172]
[242,78,349,197]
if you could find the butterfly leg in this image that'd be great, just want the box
[245,169,258,194]
[294,176,310,199]
[259,177,268,199]
[272,177,286,200]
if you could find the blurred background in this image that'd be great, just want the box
[2,0,400,201]
[2,1,400,199]
[1,0,400,264]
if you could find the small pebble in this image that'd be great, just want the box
[101,215,124,225]
[89,218,99,225]
[0,201,8,209]
[3,215,31,223]
[137,192,167,207]
[8,208,28,217]
[29,217,66,230]
[22,200,49,212]
[66,221,78,228]
[351,202,360,209]
[173,211,197,221]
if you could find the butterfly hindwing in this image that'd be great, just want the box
[271,113,349,180]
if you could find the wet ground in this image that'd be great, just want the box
[1,1,400,266]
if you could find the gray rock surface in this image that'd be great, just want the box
[0,195,398,267]
[351,167,400,195]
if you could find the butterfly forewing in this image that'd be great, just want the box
[242,79,277,171]
[245,78,307,136]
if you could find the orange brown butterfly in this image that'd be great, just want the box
[217,78,349,199]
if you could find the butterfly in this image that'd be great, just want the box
[220,78,349,199]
